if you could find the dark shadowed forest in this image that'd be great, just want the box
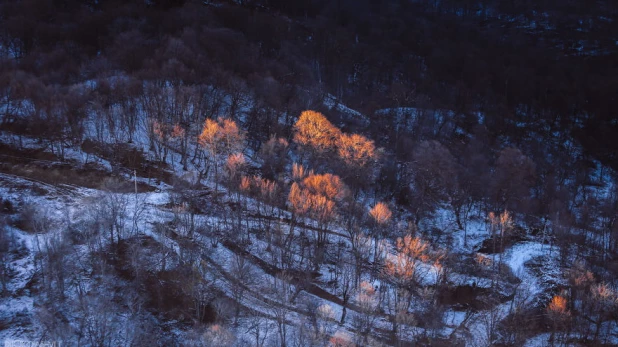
[1,0,618,346]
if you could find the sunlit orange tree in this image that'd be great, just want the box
[382,235,432,339]
[547,294,571,343]
[198,117,245,193]
[337,132,379,191]
[293,110,341,161]
[369,202,392,257]
[288,171,349,270]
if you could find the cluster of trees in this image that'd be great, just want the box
[1,0,618,345]
[3,0,618,169]
[543,264,618,345]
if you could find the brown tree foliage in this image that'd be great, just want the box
[491,147,536,212]
[409,140,459,221]
[258,136,289,180]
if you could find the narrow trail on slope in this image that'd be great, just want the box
[462,241,549,345]
[502,241,547,302]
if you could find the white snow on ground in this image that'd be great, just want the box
[448,273,493,288]
[375,107,421,116]
[0,227,36,343]
[501,242,547,299]
[0,109,593,346]
[323,94,369,126]
[523,333,552,347]
[525,330,618,347]
[457,217,490,250]
[463,241,551,346]
[0,139,547,347]
[444,310,467,327]
[323,94,363,118]
[425,207,490,253]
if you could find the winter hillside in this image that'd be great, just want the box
[2,1,618,346]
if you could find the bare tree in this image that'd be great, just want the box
[75,290,120,347]
[267,273,295,347]
[409,140,459,223]
[258,136,290,181]
[588,283,618,342]
[353,281,379,345]
[201,324,236,347]
[0,218,13,296]
[491,147,536,213]
[245,316,275,347]
[288,172,348,270]
[228,253,259,325]
[335,256,356,324]
[381,235,431,339]
[100,179,131,247]
[488,210,513,273]
[547,294,571,345]
[350,232,373,286]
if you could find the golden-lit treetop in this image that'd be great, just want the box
[369,202,392,225]
[219,118,243,150]
[288,182,313,216]
[239,175,278,202]
[288,181,336,223]
[356,281,378,312]
[153,120,172,141]
[547,295,570,317]
[568,261,595,288]
[198,118,219,147]
[225,152,245,177]
[288,172,348,228]
[198,117,245,156]
[302,173,348,201]
[328,333,355,347]
[239,175,252,193]
[308,194,336,224]
[338,133,376,168]
[292,162,312,182]
[384,250,417,283]
[293,110,341,154]
[171,123,185,138]
[396,235,430,262]
[257,177,277,200]
[383,235,431,286]
[590,283,618,305]
[489,210,513,235]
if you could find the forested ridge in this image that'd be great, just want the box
[1,0,618,346]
